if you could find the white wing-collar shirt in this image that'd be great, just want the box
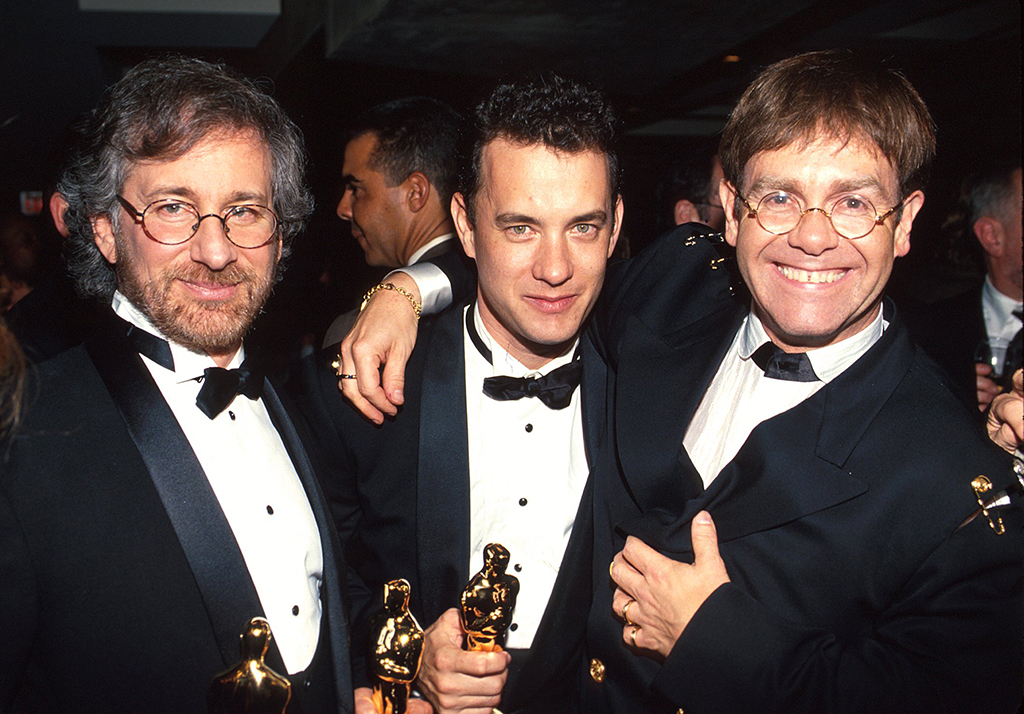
[112,291,323,674]
[463,303,589,649]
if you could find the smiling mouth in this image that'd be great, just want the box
[527,295,577,313]
[179,279,240,300]
[776,264,847,284]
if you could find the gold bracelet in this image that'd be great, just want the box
[360,282,421,320]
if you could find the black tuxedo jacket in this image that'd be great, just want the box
[580,226,1023,714]
[0,310,353,714]
[293,297,607,714]
[902,283,988,408]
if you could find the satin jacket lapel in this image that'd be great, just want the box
[84,312,264,669]
[620,300,913,556]
[579,333,607,467]
[417,308,471,621]
[264,379,354,709]
[615,305,742,512]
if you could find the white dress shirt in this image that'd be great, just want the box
[112,293,323,674]
[463,305,589,649]
[684,308,886,486]
[981,276,1023,376]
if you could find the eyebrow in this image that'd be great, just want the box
[747,175,891,200]
[493,210,609,227]
[341,174,359,186]
[568,210,609,226]
[141,186,270,206]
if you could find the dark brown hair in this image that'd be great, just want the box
[348,97,463,208]
[720,50,936,204]
[460,74,620,224]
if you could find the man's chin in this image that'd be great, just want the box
[163,312,248,354]
[153,292,264,356]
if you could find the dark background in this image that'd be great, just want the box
[1,0,1019,361]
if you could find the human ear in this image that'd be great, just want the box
[893,191,925,258]
[720,182,740,248]
[92,214,118,264]
[406,172,430,213]
[608,195,624,258]
[973,217,1004,258]
[452,193,476,259]
[674,199,701,226]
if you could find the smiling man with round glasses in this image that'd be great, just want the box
[592,50,1021,714]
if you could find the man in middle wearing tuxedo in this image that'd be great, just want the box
[294,74,622,714]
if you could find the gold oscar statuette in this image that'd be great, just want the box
[368,578,425,714]
[460,543,520,652]
[208,617,292,714]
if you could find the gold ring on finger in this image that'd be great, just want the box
[622,598,636,626]
[630,625,639,648]
[338,374,358,380]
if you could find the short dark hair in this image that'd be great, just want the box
[460,74,620,223]
[939,163,1021,270]
[348,97,463,207]
[964,164,1021,226]
[663,141,720,223]
[720,50,936,208]
[58,55,313,299]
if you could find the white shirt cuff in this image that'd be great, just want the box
[385,263,452,316]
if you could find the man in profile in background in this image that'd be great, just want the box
[323,96,464,346]
[663,140,726,232]
[907,164,1022,410]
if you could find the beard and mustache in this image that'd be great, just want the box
[115,243,276,356]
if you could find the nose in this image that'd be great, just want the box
[786,207,840,256]
[189,214,238,271]
[532,235,572,286]
[337,188,353,221]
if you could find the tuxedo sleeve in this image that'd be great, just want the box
[654,514,1024,714]
[402,248,477,315]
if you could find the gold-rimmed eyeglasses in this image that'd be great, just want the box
[737,190,901,240]
[116,196,279,249]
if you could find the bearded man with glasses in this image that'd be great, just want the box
[0,56,354,713]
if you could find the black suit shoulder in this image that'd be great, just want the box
[899,284,986,408]
[592,223,739,368]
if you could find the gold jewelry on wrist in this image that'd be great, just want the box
[361,281,421,320]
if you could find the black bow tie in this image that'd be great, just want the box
[116,312,263,418]
[751,342,818,382]
[465,303,582,410]
[483,362,583,410]
[195,361,265,419]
